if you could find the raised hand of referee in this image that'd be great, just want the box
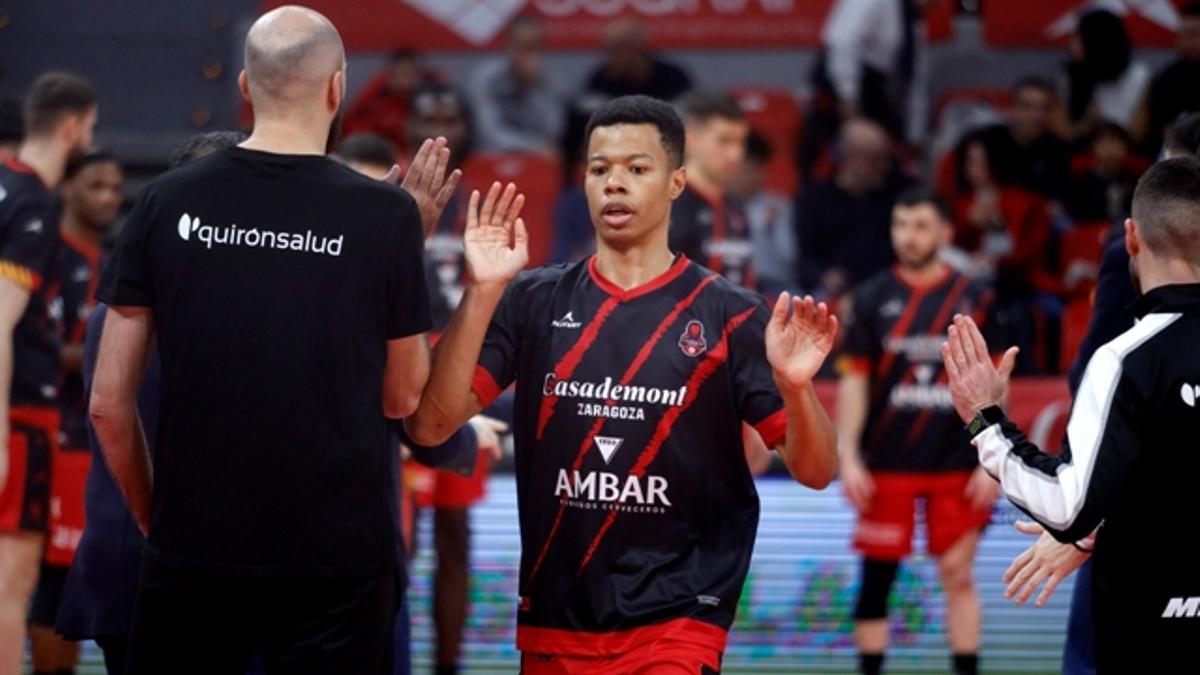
[464,181,528,287]
[393,136,462,237]
[766,292,838,392]
[942,314,1020,424]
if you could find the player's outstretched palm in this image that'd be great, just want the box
[464,181,528,287]
[766,292,838,392]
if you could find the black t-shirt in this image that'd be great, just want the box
[795,180,898,292]
[52,230,103,450]
[470,256,785,655]
[97,147,431,576]
[838,266,993,473]
[0,158,62,408]
[669,185,755,289]
[1146,59,1200,153]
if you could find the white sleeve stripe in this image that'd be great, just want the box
[972,312,1181,530]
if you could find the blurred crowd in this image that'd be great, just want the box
[6,2,1200,379]
[328,3,1200,376]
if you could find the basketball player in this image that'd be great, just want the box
[28,150,123,675]
[837,188,1003,675]
[0,71,96,674]
[407,94,840,672]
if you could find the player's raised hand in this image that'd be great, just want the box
[398,136,462,237]
[941,314,1019,423]
[464,181,528,288]
[766,292,838,393]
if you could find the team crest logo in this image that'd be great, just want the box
[678,320,707,357]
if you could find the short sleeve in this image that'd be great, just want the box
[386,195,432,339]
[729,300,786,447]
[472,278,523,408]
[0,197,58,292]
[835,284,878,376]
[97,188,155,307]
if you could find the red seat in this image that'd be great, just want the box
[732,88,802,195]
[1058,221,1111,371]
[932,87,1011,123]
[459,153,562,268]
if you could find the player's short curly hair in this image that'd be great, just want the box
[584,95,685,169]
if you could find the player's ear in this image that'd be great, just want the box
[329,70,344,114]
[668,165,687,201]
[238,70,252,104]
[58,113,80,146]
[1124,217,1140,257]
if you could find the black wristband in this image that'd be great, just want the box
[966,405,1006,438]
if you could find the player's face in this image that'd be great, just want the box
[688,117,748,187]
[891,203,949,271]
[585,123,686,250]
[65,160,123,230]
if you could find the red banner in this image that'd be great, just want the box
[812,378,1072,453]
[265,0,837,51]
[983,0,1186,47]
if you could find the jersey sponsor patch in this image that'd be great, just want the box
[679,319,707,357]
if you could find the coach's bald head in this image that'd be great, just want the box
[239,5,345,123]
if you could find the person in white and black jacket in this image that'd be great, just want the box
[942,157,1200,673]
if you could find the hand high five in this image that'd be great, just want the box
[464,181,528,288]
[766,292,839,392]
[390,136,462,237]
[941,314,1019,424]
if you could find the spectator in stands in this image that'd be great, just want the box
[729,130,797,294]
[1066,123,1143,224]
[951,134,1055,372]
[974,77,1071,203]
[1138,3,1200,155]
[1165,111,1200,158]
[796,117,904,300]
[343,50,436,158]
[336,132,397,180]
[0,98,21,159]
[670,91,755,288]
[468,15,562,156]
[813,0,939,145]
[563,18,693,168]
[1061,9,1150,141]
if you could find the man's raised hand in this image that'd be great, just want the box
[942,314,1019,423]
[397,136,462,237]
[766,293,838,393]
[464,181,528,288]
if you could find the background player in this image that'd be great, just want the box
[28,149,123,675]
[0,71,96,674]
[669,91,755,288]
[406,94,839,672]
[836,188,1003,675]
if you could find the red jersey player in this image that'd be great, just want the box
[407,95,839,672]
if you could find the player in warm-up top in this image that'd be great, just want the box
[406,95,839,673]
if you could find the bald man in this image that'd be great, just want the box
[91,6,459,673]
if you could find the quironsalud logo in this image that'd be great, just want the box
[176,213,343,257]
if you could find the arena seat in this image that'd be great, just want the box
[732,88,802,195]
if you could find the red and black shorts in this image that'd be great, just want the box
[1,406,60,534]
[853,470,991,561]
[45,443,91,566]
[518,618,725,675]
[404,448,491,511]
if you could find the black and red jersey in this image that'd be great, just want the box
[669,185,756,290]
[471,255,785,656]
[0,158,63,408]
[838,266,995,473]
[51,229,102,450]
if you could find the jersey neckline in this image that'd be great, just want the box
[890,263,953,293]
[587,254,690,302]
